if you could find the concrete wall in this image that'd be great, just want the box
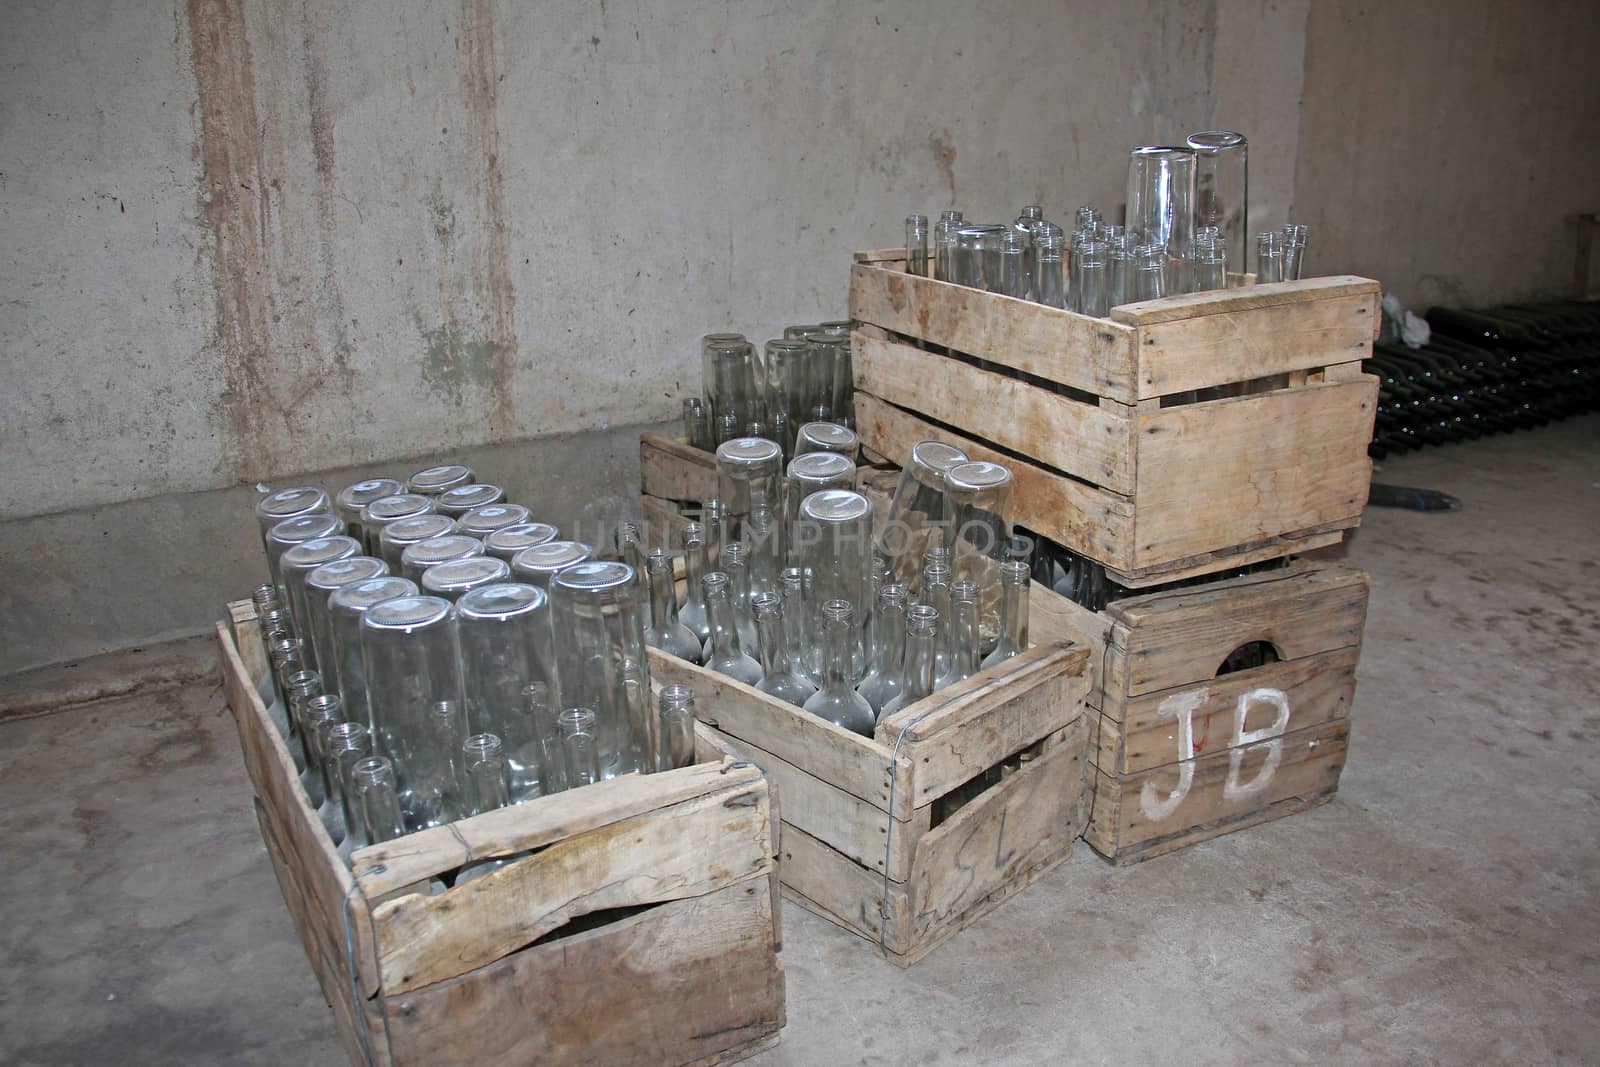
[1293,0,1600,308]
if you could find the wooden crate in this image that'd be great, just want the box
[218,603,785,1067]
[1039,561,1369,864]
[849,249,1382,587]
[649,581,1092,967]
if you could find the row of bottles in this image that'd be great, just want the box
[684,326,857,460]
[252,463,704,875]
[1368,301,1600,458]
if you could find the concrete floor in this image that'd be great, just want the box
[2,415,1597,1066]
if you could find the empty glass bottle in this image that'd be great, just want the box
[484,522,559,563]
[676,523,712,646]
[880,439,969,589]
[657,685,698,771]
[456,582,553,800]
[285,669,326,801]
[1256,231,1285,283]
[1126,146,1197,293]
[267,639,306,757]
[795,488,873,676]
[462,733,511,817]
[1283,224,1309,281]
[350,756,406,845]
[435,483,505,518]
[510,540,593,592]
[921,556,953,681]
[334,479,405,545]
[701,571,762,685]
[304,556,389,699]
[408,464,474,496]
[327,575,418,737]
[325,720,374,859]
[993,229,1027,298]
[1034,227,1066,309]
[281,536,363,668]
[614,522,652,625]
[752,592,816,707]
[256,486,332,549]
[762,340,811,462]
[1077,240,1111,317]
[982,561,1031,668]
[683,397,713,452]
[265,513,345,605]
[719,541,759,656]
[905,213,930,277]
[715,437,783,586]
[882,604,939,717]
[943,460,1014,653]
[560,707,603,788]
[381,515,461,574]
[1187,130,1248,259]
[315,713,353,844]
[795,418,857,462]
[398,532,484,583]
[935,581,982,691]
[360,494,437,556]
[856,583,908,717]
[643,549,702,663]
[1192,234,1228,292]
[1132,244,1167,300]
[550,562,650,778]
[421,555,511,601]
[781,567,810,682]
[933,209,963,281]
[408,699,468,830]
[785,452,856,568]
[300,693,344,831]
[802,601,874,736]
[457,504,532,541]
[702,335,763,435]
[523,682,566,795]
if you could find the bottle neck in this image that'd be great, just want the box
[754,611,788,676]
[469,755,509,813]
[361,780,406,843]
[904,629,936,700]
[706,590,742,657]
[683,539,705,602]
[1000,578,1029,651]
[876,604,907,675]
[953,597,981,673]
[822,621,854,690]
[649,562,679,625]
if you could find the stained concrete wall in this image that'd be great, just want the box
[1293,0,1600,308]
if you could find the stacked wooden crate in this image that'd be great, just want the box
[218,604,786,1067]
[848,248,1380,861]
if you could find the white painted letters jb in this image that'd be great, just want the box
[1138,684,1293,822]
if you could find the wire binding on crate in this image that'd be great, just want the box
[342,866,386,1067]
[879,705,945,957]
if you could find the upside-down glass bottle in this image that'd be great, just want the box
[304,557,389,695]
[359,494,437,556]
[256,486,332,551]
[380,515,459,573]
[398,532,481,584]
[802,601,875,736]
[943,460,1014,655]
[752,592,816,707]
[456,581,553,800]
[643,549,703,664]
[509,540,593,592]
[935,581,982,691]
[982,561,1031,668]
[794,421,858,463]
[856,583,908,718]
[335,479,405,546]
[785,451,856,565]
[327,575,418,737]
[550,561,651,778]
[483,522,559,564]
[407,464,474,496]
[715,437,783,596]
[795,489,874,676]
[878,439,968,590]
[676,523,712,647]
[421,555,511,602]
[434,483,505,518]
[881,604,939,717]
[1186,130,1248,259]
[657,685,698,771]
[457,504,532,541]
[265,513,344,610]
[701,571,762,685]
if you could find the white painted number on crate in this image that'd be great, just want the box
[1139,684,1293,821]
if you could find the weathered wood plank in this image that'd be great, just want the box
[1106,564,1370,704]
[369,771,773,994]
[640,432,717,503]
[850,261,1138,399]
[777,822,911,953]
[1096,646,1360,775]
[853,391,1135,570]
[853,328,1135,495]
[1130,378,1375,569]
[378,878,784,1067]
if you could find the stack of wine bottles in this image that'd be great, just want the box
[1367,302,1600,458]
[654,436,1028,738]
[251,463,700,878]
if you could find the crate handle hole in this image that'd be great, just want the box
[1215,640,1282,676]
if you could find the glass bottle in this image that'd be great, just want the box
[252,582,281,615]
[350,756,407,845]
[795,489,873,677]
[905,213,930,277]
[1106,229,1132,308]
[882,604,939,717]
[1027,224,1062,309]
[982,561,1032,668]
[1191,234,1228,293]
[381,515,461,574]
[454,733,516,883]
[435,483,505,518]
[785,451,856,566]
[456,582,553,800]
[683,397,712,451]
[420,555,511,601]
[326,575,417,736]
[676,523,712,646]
[285,669,326,802]
[620,655,656,775]
[255,485,331,549]
[484,521,559,564]
[993,229,1027,297]
[943,460,1014,654]
[701,571,762,685]
[1077,240,1110,317]
[933,208,963,281]
[280,536,363,669]
[1187,130,1248,260]
[719,541,759,656]
[781,567,810,682]
[359,595,463,830]
[702,335,762,434]
[657,685,698,772]
[408,699,467,830]
[317,719,354,845]
[407,464,474,496]
[267,638,306,755]
[1283,224,1309,281]
[560,707,602,789]
[643,549,703,663]
[334,479,404,545]
[856,583,908,718]
[301,694,345,838]
[1132,244,1167,301]
[935,581,982,691]
[325,720,374,860]
[614,521,652,626]
[813,327,857,429]
[1256,231,1285,283]
[550,561,651,778]
[509,540,593,592]
[802,601,875,736]
[265,513,344,607]
[762,340,810,463]
[752,592,816,707]
[523,682,566,795]
[359,493,436,556]
[921,556,953,681]
[794,421,857,462]
[1126,146,1197,293]
[304,557,389,693]
[701,497,727,573]
[457,503,532,541]
[878,439,968,589]
[715,437,782,589]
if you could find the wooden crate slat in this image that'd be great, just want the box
[377,878,784,1067]
[1130,378,1376,569]
[1085,716,1350,860]
[874,643,1088,810]
[1107,565,1371,704]
[368,771,774,994]
[1096,646,1359,776]
[850,261,1137,399]
[854,391,1135,570]
[775,821,909,950]
[641,433,718,503]
[853,327,1135,495]
[1109,275,1380,326]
